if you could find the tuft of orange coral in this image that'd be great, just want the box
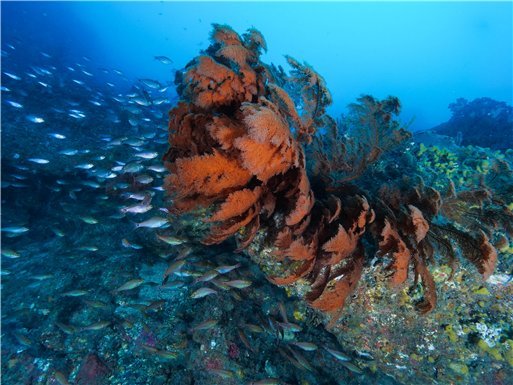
[163,25,319,249]
[164,25,509,326]
[378,219,411,287]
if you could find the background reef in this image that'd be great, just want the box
[2,11,513,385]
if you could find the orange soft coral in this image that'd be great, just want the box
[164,25,505,325]
[163,25,317,247]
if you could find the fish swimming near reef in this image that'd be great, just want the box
[154,55,173,64]
[113,278,145,293]
[156,234,186,245]
[190,287,217,298]
[135,216,169,229]
[139,78,162,89]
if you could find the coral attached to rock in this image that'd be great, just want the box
[163,24,512,325]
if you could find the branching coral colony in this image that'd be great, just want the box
[163,25,513,326]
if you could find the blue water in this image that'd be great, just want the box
[3,2,512,130]
[2,2,513,385]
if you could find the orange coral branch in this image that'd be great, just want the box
[379,219,411,287]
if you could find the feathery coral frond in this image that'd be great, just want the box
[379,220,411,286]
[408,205,429,243]
[309,250,364,313]
[208,187,262,222]
[168,150,252,198]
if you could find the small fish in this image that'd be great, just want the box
[287,346,316,372]
[277,346,304,371]
[62,289,89,297]
[243,323,264,334]
[13,331,32,346]
[49,133,66,139]
[323,346,351,362]
[189,319,218,332]
[207,368,234,379]
[277,321,302,333]
[195,270,219,283]
[59,149,78,156]
[79,216,98,224]
[161,280,186,290]
[140,78,162,89]
[81,321,111,331]
[163,259,186,280]
[124,192,149,201]
[354,350,374,360]
[191,287,217,298]
[28,158,49,164]
[77,245,98,252]
[141,344,159,354]
[83,299,109,309]
[290,341,318,351]
[1,249,20,258]
[135,174,154,184]
[215,263,241,274]
[75,163,94,170]
[121,203,152,214]
[340,361,363,374]
[82,181,100,188]
[3,71,21,80]
[224,279,252,289]
[5,100,23,108]
[32,274,53,281]
[121,238,143,249]
[26,115,45,123]
[154,55,173,64]
[148,164,166,173]
[144,299,166,312]
[56,322,77,334]
[51,228,65,237]
[133,97,151,106]
[114,278,145,293]
[238,328,255,352]
[135,151,158,159]
[1,226,29,234]
[211,279,231,290]
[135,216,168,229]
[155,349,178,360]
[156,234,186,245]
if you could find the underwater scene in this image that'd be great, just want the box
[1,2,513,385]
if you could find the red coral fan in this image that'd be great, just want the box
[164,25,509,323]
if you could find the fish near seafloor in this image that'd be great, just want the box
[156,234,186,245]
[190,287,217,299]
[113,278,145,293]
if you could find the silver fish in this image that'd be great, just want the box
[28,158,49,164]
[135,216,168,228]
[191,287,217,298]
[154,55,173,64]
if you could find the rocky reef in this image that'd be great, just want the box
[431,97,513,150]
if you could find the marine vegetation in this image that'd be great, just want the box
[163,24,513,326]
